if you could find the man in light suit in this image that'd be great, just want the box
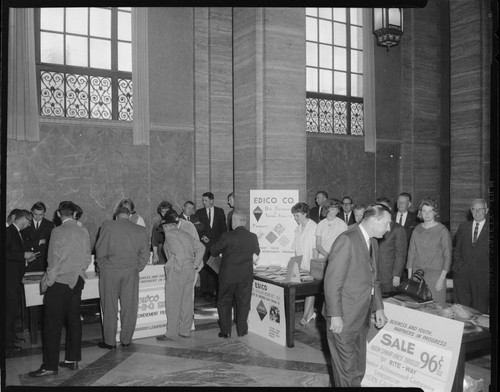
[156,211,205,340]
[29,201,92,377]
[196,192,227,298]
[452,198,490,314]
[309,191,328,223]
[22,201,55,272]
[6,209,36,352]
[375,198,408,294]
[95,206,150,349]
[323,203,391,387]
[393,192,420,245]
[210,211,260,338]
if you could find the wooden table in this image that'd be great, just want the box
[452,328,491,392]
[253,275,323,348]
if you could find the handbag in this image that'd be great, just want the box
[395,269,433,302]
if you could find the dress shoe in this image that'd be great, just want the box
[98,342,116,349]
[121,343,130,347]
[58,361,78,370]
[29,367,58,377]
[299,312,317,326]
[156,334,176,341]
[218,332,230,338]
[237,332,248,337]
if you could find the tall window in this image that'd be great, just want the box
[306,7,363,135]
[35,7,133,121]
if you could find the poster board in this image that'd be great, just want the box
[249,190,299,267]
[116,264,167,341]
[361,302,464,391]
[248,279,286,347]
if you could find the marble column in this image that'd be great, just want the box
[233,8,306,217]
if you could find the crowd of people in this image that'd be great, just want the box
[5,190,489,386]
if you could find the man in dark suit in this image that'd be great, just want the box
[452,198,490,314]
[180,200,204,234]
[393,192,420,244]
[95,206,150,348]
[323,204,391,387]
[210,211,260,338]
[196,192,227,298]
[375,198,408,294]
[226,192,234,231]
[341,196,357,226]
[6,210,36,352]
[29,201,92,377]
[22,201,55,272]
[309,191,328,223]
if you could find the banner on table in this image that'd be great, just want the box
[116,264,167,341]
[248,279,286,346]
[361,302,464,391]
[249,189,299,267]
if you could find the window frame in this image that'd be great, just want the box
[305,7,364,136]
[34,7,133,122]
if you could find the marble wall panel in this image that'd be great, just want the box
[375,143,401,204]
[306,136,375,208]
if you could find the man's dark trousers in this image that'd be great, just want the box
[42,276,84,370]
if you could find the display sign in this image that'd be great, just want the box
[116,265,167,340]
[249,189,299,266]
[361,302,464,391]
[248,279,286,346]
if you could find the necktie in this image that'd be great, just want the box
[208,209,212,228]
[473,222,479,246]
[368,238,372,258]
[398,213,403,226]
[187,215,190,222]
[345,214,348,223]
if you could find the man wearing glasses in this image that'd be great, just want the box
[452,199,490,314]
[341,196,356,226]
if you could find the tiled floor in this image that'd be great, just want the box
[3,297,493,389]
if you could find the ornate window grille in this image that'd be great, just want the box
[306,7,363,135]
[35,7,132,121]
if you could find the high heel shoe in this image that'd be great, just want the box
[299,312,316,326]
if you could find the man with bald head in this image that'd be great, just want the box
[452,198,490,314]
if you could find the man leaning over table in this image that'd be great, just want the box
[29,201,92,377]
[323,203,391,387]
[95,206,150,349]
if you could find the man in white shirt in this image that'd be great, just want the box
[341,196,356,225]
[393,192,420,245]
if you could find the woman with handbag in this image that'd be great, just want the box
[406,198,452,304]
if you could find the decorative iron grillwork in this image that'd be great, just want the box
[118,78,133,121]
[39,70,132,121]
[306,96,363,135]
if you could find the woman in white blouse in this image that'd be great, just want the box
[291,202,318,326]
[315,200,348,260]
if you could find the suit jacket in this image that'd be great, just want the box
[341,211,356,226]
[196,206,227,253]
[377,222,407,288]
[309,205,326,224]
[453,219,489,275]
[393,210,420,244]
[323,224,383,331]
[96,218,150,271]
[21,218,55,272]
[6,224,27,284]
[163,228,205,271]
[210,226,260,283]
[179,213,204,233]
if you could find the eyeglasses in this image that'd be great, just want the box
[471,208,487,213]
[342,202,352,206]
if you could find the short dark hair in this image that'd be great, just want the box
[74,203,83,220]
[202,192,214,200]
[399,192,412,202]
[342,196,353,204]
[183,200,195,208]
[116,198,135,214]
[11,209,32,222]
[58,201,77,217]
[375,197,392,211]
[115,206,131,216]
[316,191,328,199]
[291,202,310,216]
[31,201,47,213]
[157,200,173,215]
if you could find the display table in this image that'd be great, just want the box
[22,271,100,344]
[252,275,323,348]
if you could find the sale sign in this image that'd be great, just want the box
[362,302,464,391]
